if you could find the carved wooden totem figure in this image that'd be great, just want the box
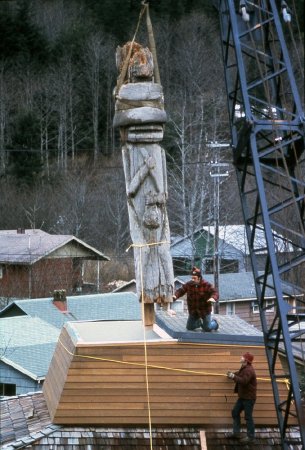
[114,42,174,325]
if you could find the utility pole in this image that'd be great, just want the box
[208,142,229,313]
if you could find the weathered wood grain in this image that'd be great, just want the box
[113,44,175,325]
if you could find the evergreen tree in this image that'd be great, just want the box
[8,112,43,185]
[0,1,50,65]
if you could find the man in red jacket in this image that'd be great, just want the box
[227,352,257,443]
[173,267,219,331]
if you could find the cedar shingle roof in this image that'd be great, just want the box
[0,392,301,449]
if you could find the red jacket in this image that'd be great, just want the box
[175,278,219,318]
[234,363,257,400]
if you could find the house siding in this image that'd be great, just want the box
[0,361,41,395]
[219,302,277,330]
[0,258,82,299]
[0,265,29,299]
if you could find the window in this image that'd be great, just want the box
[226,302,235,315]
[204,259,214,274]
[173,258,200,276]
[252,300,274,313]
[0,383,16,396]
[220,259,239,273]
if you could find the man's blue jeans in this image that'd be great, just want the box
[186,314,218,331]
[232,398,255,438]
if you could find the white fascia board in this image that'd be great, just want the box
[1,356,44,381]
[219,295,292,303]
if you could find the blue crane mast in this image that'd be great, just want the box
[213,0,305,447]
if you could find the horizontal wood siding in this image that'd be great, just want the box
[44,332,295,426]
[219,302,277,330]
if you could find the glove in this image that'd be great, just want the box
[227,371,235,380]
[207,297,216,303]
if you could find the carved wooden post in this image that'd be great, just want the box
[113,42,174,326]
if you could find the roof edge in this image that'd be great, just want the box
[1,356,45,381]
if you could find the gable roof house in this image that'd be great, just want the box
[0,316,60,396]
[0,229,109,302]
[171,225,297,275]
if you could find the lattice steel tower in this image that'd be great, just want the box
[214,0,305,447]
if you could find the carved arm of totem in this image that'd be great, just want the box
[127,155,156,198]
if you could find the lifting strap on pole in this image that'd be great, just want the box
[114,2,147,97]
[115,1,161,97]
[144,1,161,84]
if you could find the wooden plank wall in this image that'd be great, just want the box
[43,327,75,417]
[43,332,295,426]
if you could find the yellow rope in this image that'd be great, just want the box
[126,241,169,252]
[139,245,153,450]
[58,338,289,384]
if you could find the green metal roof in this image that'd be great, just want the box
[0,293,142,329]
[0,316,60,380]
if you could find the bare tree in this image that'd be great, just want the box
[0,62,10,174]
[81,33,116,159]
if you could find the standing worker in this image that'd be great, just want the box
[227,352,257,443]
[173,267,219,331]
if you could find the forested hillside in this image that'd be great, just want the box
[0,0,303,273]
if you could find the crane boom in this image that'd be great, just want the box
[213,0,305,447]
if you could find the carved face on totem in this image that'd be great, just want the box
[116,41,154,83]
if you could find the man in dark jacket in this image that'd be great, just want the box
[227,352,257,443]
[173,267,219,331]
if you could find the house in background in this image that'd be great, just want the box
[0,229,109,301]
[170,225,297,275]
[0,292,141,396]
[0,316,60,396]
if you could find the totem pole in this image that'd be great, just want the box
[113,42,174,326]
